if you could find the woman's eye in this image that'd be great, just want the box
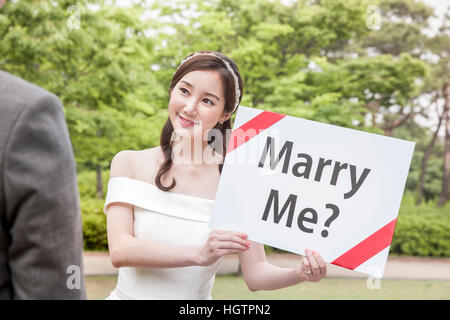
[203,98,214,105]
[179,88,213,105]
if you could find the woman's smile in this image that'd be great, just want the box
[178,114,197,127]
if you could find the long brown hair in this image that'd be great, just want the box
[155,51,243,191]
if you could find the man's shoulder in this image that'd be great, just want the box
[0,71,63,126]
[0,71,66,155]
[0,70,59,105]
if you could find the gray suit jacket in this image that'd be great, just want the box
[0,70,86,299]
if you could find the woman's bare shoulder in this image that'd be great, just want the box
[109,150,136,178]
[110,147,162,179]
[135,146,163,167]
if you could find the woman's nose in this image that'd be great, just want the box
[183,98,198,114]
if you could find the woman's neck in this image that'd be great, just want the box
[170,137,223,167]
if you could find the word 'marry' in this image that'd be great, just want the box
[258,136,371,199]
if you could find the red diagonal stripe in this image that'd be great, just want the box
[331,218,397,270]
[226,111,286,154]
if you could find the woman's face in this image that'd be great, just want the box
[169,70,230,140]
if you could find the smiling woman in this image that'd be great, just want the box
[103,50,328,300]
[167,70,230,167]
[159,51,244,190]
[170,71,225,131]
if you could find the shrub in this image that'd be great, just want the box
[390,192,450,257]
[81,196,108,251]
[79,170,110,251]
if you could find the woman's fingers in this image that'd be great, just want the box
[306,249,320,281]
[302,249,327,282]
[312,250,327,277]
[302,256,313,280]
[217,233,249,247]
[201,231,249,266]
[210,230,249,248]
[215,240,249,250]
[208,230,250,255]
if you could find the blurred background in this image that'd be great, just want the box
[0,0,449,299]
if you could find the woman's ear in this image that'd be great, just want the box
[219,113,231,124]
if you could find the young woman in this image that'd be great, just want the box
[104,50,327,300]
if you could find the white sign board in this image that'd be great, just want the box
[209,106,415,278]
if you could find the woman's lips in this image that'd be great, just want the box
[178,114,195,127]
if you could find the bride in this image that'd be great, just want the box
[103,50,327,299]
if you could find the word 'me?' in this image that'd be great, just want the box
[257,136,371,199]
[261,188,340,237]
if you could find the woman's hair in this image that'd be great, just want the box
[155,50,243,191]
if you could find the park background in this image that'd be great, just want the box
[0,0,449,299]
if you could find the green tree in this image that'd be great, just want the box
[346,0,449,204]
[147,0,428,132]
[0,0,167,196]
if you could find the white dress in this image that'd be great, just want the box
[103,177,224,300]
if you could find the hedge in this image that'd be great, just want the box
[390,192,450,257]
[79,170,109,251]
[82,196,108,251]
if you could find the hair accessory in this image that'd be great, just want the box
[174,52,241,114]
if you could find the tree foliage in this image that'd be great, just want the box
[0,0,166,172]
[0,0,448,203]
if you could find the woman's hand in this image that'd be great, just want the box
[295,248,327,282]
[197,229,250,266]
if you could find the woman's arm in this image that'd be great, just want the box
[106,151,248,268]
[107,204,249,268]
[239,241,327,291]
[107,202,203,268]
[106,151,202,268]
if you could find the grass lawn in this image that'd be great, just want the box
[86,275,450,300]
